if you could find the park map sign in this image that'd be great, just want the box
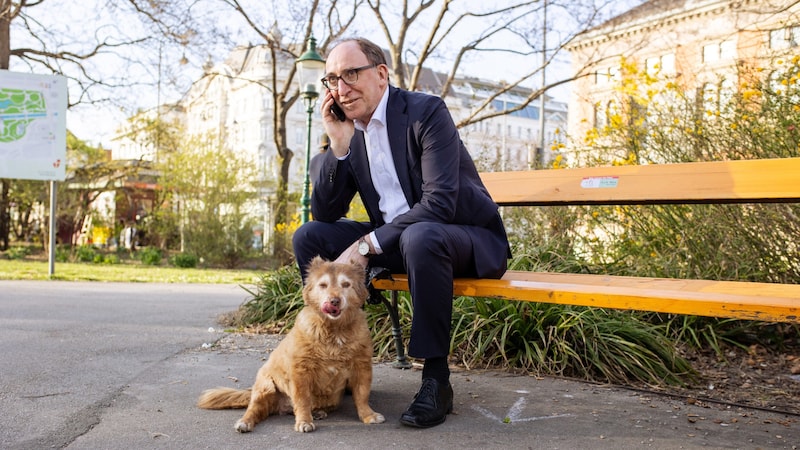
[0,71,67,181]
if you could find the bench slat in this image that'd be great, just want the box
[480,157,800,206]
[372,271,800,323]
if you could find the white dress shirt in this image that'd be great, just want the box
[353,87,410,254]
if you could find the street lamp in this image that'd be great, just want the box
[295,36,326,223]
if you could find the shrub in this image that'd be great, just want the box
[55,245,70,263]
[237,265,304,329]
[7,246,30,260]
[139,247,162,266]
[76,245,96,262]
[103,254,120,265]
[171,252,199,268]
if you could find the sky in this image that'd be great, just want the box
[9,0,642,149]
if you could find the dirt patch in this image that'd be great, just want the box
[631,342,800,416]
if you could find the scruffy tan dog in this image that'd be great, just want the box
[197,257,385,432]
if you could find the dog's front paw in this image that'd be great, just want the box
[312,409,328,420]
[294,420,317,432]
[363,412,385,424]
[234,419,254,433]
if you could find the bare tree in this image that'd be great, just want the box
[188,0,361,259]
[0,1,158,106]
[365,0,621,128]
[0,0,155,249]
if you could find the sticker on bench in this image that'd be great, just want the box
[581,176,619,189]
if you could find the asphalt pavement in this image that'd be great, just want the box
[1,280,797,449]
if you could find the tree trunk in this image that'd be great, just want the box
[271,149,293,264]
[0,2,10,249]
[0,181,9,250]
[0,0,10,70]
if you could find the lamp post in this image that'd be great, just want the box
[295,36,326,223]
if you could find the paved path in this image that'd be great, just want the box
[1,280,797,449]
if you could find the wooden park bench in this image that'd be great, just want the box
[368,157,800,368]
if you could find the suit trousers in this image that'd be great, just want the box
[293,219,494,359]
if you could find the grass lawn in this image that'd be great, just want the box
[0,258,265,284]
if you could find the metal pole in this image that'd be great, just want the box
[301,96,314,223]
[539,0,547,167]
[48,180,56,277]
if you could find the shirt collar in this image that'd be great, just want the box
[354,86,389,131]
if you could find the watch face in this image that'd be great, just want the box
[358,239,370,256]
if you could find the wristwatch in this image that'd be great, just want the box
[357,237,371,256]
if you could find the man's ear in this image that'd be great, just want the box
[377,64,390,84]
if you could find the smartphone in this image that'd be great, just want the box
[330,101,346,121]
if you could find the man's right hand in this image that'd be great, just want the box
[334,238,369,269]
[321,91,354,158]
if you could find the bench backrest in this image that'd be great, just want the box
[479,157,800,206]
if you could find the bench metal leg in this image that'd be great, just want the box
[366,267,412,369]
[375,290,411,369]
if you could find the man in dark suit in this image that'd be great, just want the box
[292,37,510,428]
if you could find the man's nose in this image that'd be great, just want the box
[337,79,352,95]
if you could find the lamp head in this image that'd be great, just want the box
[295,36,325,98]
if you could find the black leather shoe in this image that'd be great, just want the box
[399,378,453,428]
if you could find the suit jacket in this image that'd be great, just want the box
[310,86,510,278]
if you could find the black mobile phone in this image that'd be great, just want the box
[330,101,346,121]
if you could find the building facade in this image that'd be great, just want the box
[567,0,800,163]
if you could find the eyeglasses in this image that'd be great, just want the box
[320,64,377,91]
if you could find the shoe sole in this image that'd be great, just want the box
[399,404,453,428]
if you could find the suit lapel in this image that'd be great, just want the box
[385,87,415,208]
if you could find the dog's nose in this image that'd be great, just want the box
[329,297,340,307]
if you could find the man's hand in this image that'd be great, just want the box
[320,90,354,158]
[334,238,369,268]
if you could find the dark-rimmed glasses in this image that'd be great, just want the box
[320,64,377,91]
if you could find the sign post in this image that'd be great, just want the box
[0,71,68,276]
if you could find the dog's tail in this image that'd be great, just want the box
[197,387,252,409]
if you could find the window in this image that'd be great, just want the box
[703,44,719,64]
[595,66,620,85]
[593,100,617,129]
[661,53,676,75]
[646,53,675,77]
[646,57,659,76]
[719,79,736,108]
[702,39,736,64]
[595,69,607,85]
[593,103,604,129]
[490,100,539,119]
[770,25,800,50]
[720,39,736,59]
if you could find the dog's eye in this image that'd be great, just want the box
[318,282,328,289]
[341,281,351,288]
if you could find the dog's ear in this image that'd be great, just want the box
[304,256,327,281]
[301,257,326,305]
[349,259,367,273]
[341,262,368,304]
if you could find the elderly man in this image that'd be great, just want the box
[292,37,510,428]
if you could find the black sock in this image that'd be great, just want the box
[422,357,450,385]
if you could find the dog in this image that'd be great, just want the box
[197,257,385,433]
